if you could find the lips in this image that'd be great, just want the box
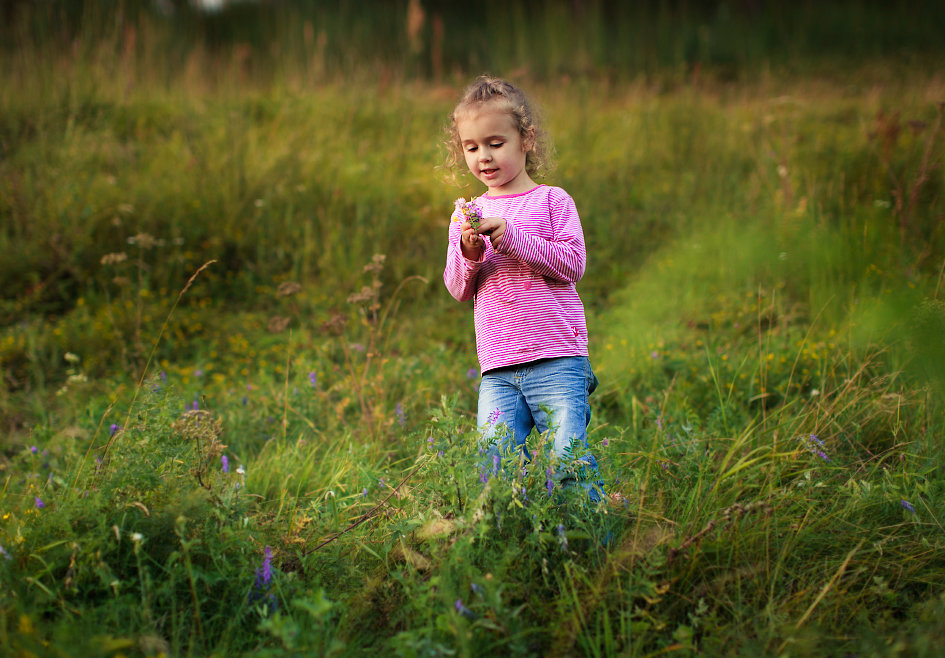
[481,168,498,176]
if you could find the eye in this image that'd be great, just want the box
[465,145,478,152]
[490,142,504,148]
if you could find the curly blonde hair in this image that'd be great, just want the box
[444,76,553,181]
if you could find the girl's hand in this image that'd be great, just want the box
[460,221,484,258]
[477,216,506,246]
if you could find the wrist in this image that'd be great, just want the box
[461,241,482,260]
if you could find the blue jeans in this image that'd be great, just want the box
[477,356,603,501]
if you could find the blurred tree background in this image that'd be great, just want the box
[4,0,944,85]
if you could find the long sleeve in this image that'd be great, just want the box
[493,192,585,283]
[443,208,488,302]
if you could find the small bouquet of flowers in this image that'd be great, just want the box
[454,197,483,229]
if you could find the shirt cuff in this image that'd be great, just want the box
[454,238,486,266]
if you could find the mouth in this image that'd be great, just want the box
[480,168,498,176]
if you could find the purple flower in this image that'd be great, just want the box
[261,547,272,582]
[34,497,45,509]
[221,455,229,473]
[361,488,368,497]
[160,371,167,381]
[109,424,121,437]
[254,546,273,589]
[454,598,477,619]
[194,369,203,377]
[803,434,829,461]
[467,368,478,379]
[249,545,277,610]
[487,408,503,425]
[546,478,554,496]
[308,371,317,387]
[602,438,609,447]
[30,446,38,454]
[901,500,915,513]
[396,403,405,426]
[191,399,199,411]
[492,454,500,474]
[479,469,490,484]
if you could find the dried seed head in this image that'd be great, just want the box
[347,285,376,305]
[907,119,928,135]
[100,252,128,266]
[268,316,291,333]
[277,281,302,297]
[172,409,224,444]
[321,311,347,336]
[129,233,157,249]
[363,253,386,274]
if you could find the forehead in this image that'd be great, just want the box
[455,104,518,140]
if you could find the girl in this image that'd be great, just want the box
[443,76,604,502]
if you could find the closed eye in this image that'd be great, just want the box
[464,142,504,152]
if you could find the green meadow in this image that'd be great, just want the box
[2,1,945,656]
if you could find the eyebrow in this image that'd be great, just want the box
[461,135,507,143]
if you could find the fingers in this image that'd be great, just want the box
[476,216,503,235]
[476,216,505,243]
[461,225,482,250]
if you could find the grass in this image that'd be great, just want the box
[2,2,945,656]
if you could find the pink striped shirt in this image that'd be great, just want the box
[443,185,589,374]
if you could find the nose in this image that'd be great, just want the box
[478,147,492,162]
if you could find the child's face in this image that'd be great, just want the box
[456,103,535,196]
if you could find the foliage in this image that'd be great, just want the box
[2,2,945,656]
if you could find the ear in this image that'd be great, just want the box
[522,126,536,153]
